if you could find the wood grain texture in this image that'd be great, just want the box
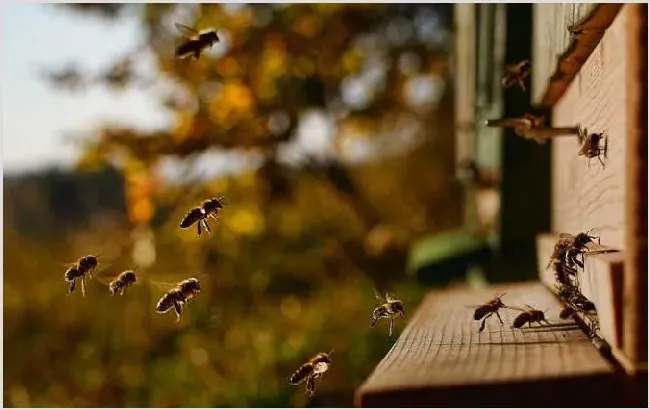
[536,233,623,350]
[355,282,616,407]
[551,9,628,250]
[531,3,599,104]
[623,3,648,369]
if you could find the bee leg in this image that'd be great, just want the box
[201,219,212,235]
[388,318,394,337]
[197,221,202,237]
[495,311,504,325]
[479,313,492,333]
[68,279,76,294]
[81,276,87,297]
[518,78,526,91]
[369,316,378,329]
[174,301,183,323]
[305,376,316,397]
[597,152,606,169]
[194,50,201,60]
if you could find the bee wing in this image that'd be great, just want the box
[558,233,576,243]
[175,23,200,38]
[524,304,538,311]
[373,287,388,303]
[503,305,527,312]
[147,279,181,292]
[94,274,119,286]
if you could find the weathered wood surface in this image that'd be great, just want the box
[551,8,627,250]
[355,282,616,407]
[536,233,624,351]
[531,3,603,104]
[623,3,648,371]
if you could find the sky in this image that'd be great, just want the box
[1,2,171,174]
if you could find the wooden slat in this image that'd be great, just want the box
[551,8,628,250]
[531,4,620,107]
[536,233,624,350]
[623,3,648,372]
[355,282,616,407]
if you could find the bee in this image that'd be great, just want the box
[564,229,600,269]
[511,304,550,329]
[174,23,220,61]
[559,305,576,320]
[468,292,509,333]
[369,289,405,337]
[180,196,226,238]
[154,277,203,322]
[485,113,579,144]
[501,59,532,91]
[289,351,333,397]
[108,270,138,296]
[577,127,608,169]
[63,255,99,296]
[551,256,578,288]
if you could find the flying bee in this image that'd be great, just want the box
[95,268,138,296]
[62,254,101,296]
[577,128,608,169]
[502,59,531,91]
[511,304,550,329]
[468,292,509,333]
[289,350,333,397]
[369,289,405,337]
[154,276,203,322]
[180,196,226,237]
[174,23,220,61]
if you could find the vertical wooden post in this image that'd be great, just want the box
[624,3,648,371]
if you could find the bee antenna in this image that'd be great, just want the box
[328,348,335,356]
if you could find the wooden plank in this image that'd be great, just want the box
[531,4,619,106]
[536,233,624,350]
[355,282,617,407]
[623,3,648,372]
[453,3,476,168]
[551,8,628,250]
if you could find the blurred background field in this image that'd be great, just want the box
[3,3,470,407]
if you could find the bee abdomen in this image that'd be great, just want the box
[289,363,313,385]
[513,313,530,328]
[180,208,203,228]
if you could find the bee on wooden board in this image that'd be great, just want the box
[577,127,608,169]
[174,23,220,61]
[180,196,226,238]
[369,289,405,337]
[154,276,204,322]
[468,292,509,333]
[501,59,532,91]
[559,305,577,320]
[546,229,599,271]
[63,255,100,296]
[510,304,550,329]
[551,256,578,288]
[289,350,333,397]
